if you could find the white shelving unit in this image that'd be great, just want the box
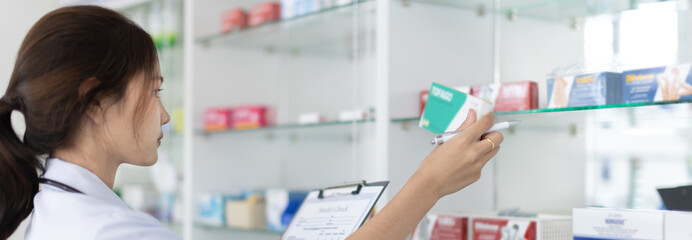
[173,0,692,239]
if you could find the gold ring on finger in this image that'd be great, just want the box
[484,138,495,152]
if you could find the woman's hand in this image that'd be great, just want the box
[412,109,504,199]
[347,109,503,240]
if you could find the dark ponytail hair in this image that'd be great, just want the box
[0,6,159,238]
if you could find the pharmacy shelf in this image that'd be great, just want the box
[406,0,662,23]
[194,224,283,236]
[393,100,692,132]
[196,118,374,136]
[198,100,692,136]
[195,0,374,55]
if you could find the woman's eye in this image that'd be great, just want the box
[153,88,164,98]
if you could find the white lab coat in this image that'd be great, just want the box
[25,158,181,240]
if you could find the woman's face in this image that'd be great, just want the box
[102,70,170,166]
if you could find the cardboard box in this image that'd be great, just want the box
[419,83,492,134]
[249,2,281,27]
[547,72,622,108]
[420,87,470,116]
[622,64,692,103]
[664,211,692,239]
[470,81,539,112]
[231,106,274,129]
[204,108,232,132]
[472,218,536,240]
[225,200,266,229]
[572,208,664,240]
[221,9,247,33]
[413,214,468,240]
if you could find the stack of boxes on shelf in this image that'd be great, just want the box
[220,0,356,33]
[412,212,572,240]
[204,106,275,132]
[573,208,692,240]
[196,190,308,231]
[420,81,539,117]
[420,63,692,116]
[546,63,692,108]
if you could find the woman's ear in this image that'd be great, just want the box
[79,77,106,125]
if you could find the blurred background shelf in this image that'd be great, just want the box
[195,0,375,56]
[196,118,375,136]
[405,0,679,23]
[194,224,283,236]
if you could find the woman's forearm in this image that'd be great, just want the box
[346,172,439,240]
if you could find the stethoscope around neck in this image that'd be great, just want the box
[38,178,84,194]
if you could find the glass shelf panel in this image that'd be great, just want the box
[406,0,670,22]
[393,100,692,125]
[195,0,374,56]
[195,119,374,136]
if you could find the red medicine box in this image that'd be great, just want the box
[472,218,536,240]
[412,215,468,240]
[420,90,429,116]
[204,108,232,132]
[221,9,247,33]
[248,2,281,27]
[470,81,538,112]
[231,106,274,129]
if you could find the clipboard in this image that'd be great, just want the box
[281,180,389,240]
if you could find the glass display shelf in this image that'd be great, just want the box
[198,100,692,136]
[406,0,674,23]
[194,223,283,236]
[195,0,373,55]
[195,118,375,136]
[392,100,692,133]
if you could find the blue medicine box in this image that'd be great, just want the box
[622,64,692,103]
[547,72,622,108]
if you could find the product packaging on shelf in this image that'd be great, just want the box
[295,0,321,16]
[470,81,539,112]
[266,189,309,231]
[225,194,266,229]
[249,2,282,27]
[572,208,664,240]
[420,86,470,116]
[338,109,367,122]
[419,83,492,134]
[664,211,692,239]
[204,108,232,132]
[412,214,468,240]
[471,215,571,240]
[622,64,692,103]
[298,112,325,124]
[221,9,247,33]
[231,105,274,129]
[196,194,226,227]
[281,0,296,19]
[472,218,536,240]
[547,72,622,108]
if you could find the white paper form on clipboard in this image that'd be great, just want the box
[281,181,389,240]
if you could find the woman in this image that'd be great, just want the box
[0,6,503,240]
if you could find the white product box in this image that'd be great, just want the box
[298,113,324,124]
[572,208,664,240]
[469,214,572,240]
[338,109,366,121]
[664,211,692,239]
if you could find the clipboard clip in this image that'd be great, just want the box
[318,180,366,199]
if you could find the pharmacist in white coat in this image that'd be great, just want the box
[0,6,503,240]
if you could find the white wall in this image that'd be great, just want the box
[1,2,59,239]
